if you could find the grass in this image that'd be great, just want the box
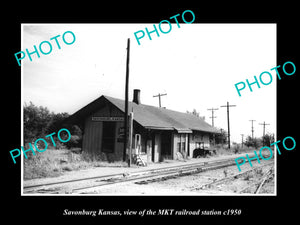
[23,148,127,180]
[213,144,259,156]
[243,168,264,181]
[24,145,267,180]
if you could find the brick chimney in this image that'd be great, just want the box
[133,89,141,104]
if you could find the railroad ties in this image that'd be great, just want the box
[192,162,274,194]
[23,154,273,194]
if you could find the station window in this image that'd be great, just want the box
[182,142,186,151]
[196,142,204,149]
[177,143,181,152]
[177,142,186,152]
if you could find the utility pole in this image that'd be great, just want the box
[220,101,236,149]
[241,134,244,148]
[249,120,256,140]
[259,121,270,145]
[220,128,224,148]
[153,93,167,108]
[207,108,218,127]
[123,38,130,162]
[128,112,133,167]
[208,107,218,147]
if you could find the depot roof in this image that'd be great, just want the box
[67,95,220,134]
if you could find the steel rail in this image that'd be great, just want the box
[72,157,263,193]
[23,156,240,191]
[191,161,274,192]
[23,153,268,194]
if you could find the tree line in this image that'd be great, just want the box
[24,102,82,149]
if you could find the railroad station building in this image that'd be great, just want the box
[67,90,220,164]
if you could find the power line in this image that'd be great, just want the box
[220,101,236,149]
[153,93,167,108]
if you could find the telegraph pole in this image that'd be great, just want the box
[123,38,130,162]
[153,93,167,108]
[241,134,244,148]
[220,102,236,149]
[207,108,218,127]
[249,120,256,140]
[208,107,218,147]
[128,112,133,167]
[259,121,270,145]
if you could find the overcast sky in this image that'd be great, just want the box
[22,23,276,143]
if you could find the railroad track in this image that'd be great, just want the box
[72,159,238,193]
[240,166,274,194]
[23,154,269,194]
[190,161,274,193]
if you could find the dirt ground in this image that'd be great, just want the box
[78,159,275,195]
[23,146,260,180]
[23,149,275,195]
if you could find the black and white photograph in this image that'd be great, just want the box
[4,5,297,223]
[21,23,276,195]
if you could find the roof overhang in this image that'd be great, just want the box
[174,127,193,133]
[144,126,174,130]
[192,128,221,134]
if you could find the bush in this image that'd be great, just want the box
[65,135,82,149]
[24,148,128,180]
[23,101,83,150]
[233,144,240,154]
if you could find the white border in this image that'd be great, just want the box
[20,23,277,197]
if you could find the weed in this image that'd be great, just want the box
[62,165,73,171]
[24,148,127,180]
[255,168,264,177]
[243,172,254,181]
[223,169,228,177]
[233,145,240,154]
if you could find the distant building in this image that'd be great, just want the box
[67,90,219,164]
